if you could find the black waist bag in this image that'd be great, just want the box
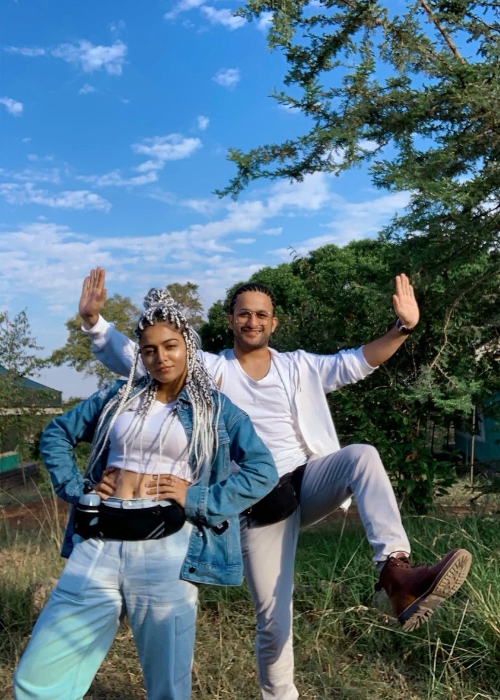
[76,502,186,541]
[246,464,306,526]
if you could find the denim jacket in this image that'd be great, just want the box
[39,380,278,586]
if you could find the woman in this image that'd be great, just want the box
[14,286,278,700]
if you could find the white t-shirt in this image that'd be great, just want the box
[218,351,309,477]
[107,399,192,481]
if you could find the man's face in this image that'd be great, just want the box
[228,291,278,351]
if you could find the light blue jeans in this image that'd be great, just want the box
[14,497,198,700]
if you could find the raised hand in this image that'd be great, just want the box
[79,267,107,329]
[393,274,419,329]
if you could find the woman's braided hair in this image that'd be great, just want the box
[87,286,219,483]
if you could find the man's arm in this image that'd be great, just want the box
[362,273,419,367]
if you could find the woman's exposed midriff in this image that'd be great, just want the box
[104,468,169,499]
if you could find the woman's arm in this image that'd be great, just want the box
[184,398,279,526]
[40,382,122,504]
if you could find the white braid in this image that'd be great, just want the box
[87,286,220,484]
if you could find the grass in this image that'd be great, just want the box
[1,503,499,700]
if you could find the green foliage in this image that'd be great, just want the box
[0,310,52,459]
[201,238,500,510]
[221,0,500,232]
[166,282,204,329]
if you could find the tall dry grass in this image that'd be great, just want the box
[0,500,498,699]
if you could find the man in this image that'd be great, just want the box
[79,268,471,700]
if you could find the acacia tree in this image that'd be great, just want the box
[222,0,500,242]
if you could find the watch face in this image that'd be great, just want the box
[396,319,414,334]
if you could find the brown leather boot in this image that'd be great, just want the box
[375,548,472,631]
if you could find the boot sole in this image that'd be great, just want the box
[398,549,472,632]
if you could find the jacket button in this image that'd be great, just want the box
[188,566,196,573]
[196,530,203,537]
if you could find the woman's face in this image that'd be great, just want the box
[139,321,188,389]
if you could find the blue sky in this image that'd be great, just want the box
[1,0,410,398]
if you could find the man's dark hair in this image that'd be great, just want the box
[228,283,276,314]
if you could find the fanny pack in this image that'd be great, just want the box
[74,502,186,541]
[245,464,306,526]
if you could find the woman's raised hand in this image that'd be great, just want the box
[146,474,190,507]
[79,267,107,330]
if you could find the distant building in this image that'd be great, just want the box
[455,402,500,467]
[0,366,63,473]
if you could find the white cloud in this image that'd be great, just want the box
[132,134,202,166]
[235,238,255,244]
[5,40,128,76]
[26,154,54,163]
[109,20,126,34]
[197,115,209,131]
[22,137,32,143]
[213,68,240,89]
[79,84,96,95]
[79,170,159,188]
[271,190,411,257]
[164,0,208,19]
[10,168,61,184]
[262,227,283,236]
[0,183,111,212]
[80,134,202,188]
[201,7,246,30]
[4,46,46,57]
[256,12,273,32]
[52,40,127,75]
[0,97,23,116]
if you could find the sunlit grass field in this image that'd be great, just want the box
[1,498,498,699]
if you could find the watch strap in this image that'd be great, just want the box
[395,318,414,335]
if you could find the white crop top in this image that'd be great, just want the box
[107,399,192,482]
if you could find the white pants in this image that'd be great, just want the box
[240,444,411,700]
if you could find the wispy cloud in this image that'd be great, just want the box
[271,191,411,258]
[0,183,111,212]
[256,12,273,32]
[262,227,283,236]
[201,7,246,30]
[164,0,208,20]
[79,170,159,188]
[0,97,23,116]
[52,40,127,75]
[4,46,46,57]
[6,40,128,76]
[79,84,96,95]
[8,168,61,184]
[212,68,240,89]
[197,115,209,131]
[132,134,202,170]
[79,133,202,188]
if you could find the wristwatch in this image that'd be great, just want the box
[395,318,415,335]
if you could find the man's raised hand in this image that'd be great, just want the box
[393,274,419,330]
[79,267,107,330]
